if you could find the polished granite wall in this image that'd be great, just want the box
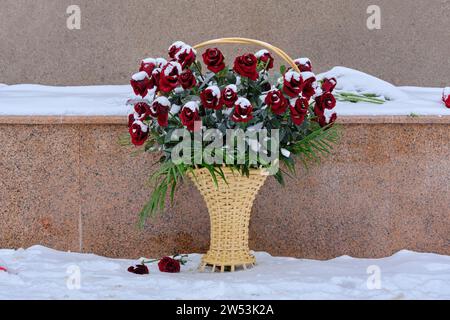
[1,117,449,259]
[1,0,450,87]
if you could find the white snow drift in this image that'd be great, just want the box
[0,67,449,116]
[0,246,449,300]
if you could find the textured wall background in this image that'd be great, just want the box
[0,119,449,259]
[0,0,449,86]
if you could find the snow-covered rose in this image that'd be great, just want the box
[158,257,181,273]
[159,61,182,93]
[283,70,303,98]
[200,85,221,110]
[322,77,337,93]
[220,84,238,107]
[179,69,196,90]
[139,58,157,75]
[173,44,196,69]
[168,41,185,59]
[265,89,288,115]
[255,49,274,70]
[231,97,253,123]
[129,120,149,146]
[130,71,152,97]
[149,97,171,127]
[294,57,312,72]
[180,101,201,132]
[442,87,450,108]
[202,48,226,73]
[301,72,316,100]
[133,102,151,120]
[233,53,258,81]
[290,97,309,126]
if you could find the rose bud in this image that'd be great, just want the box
[283,70,303,98]
[265,89,288,115]
[290,97,309,126]
[130,71,152,97]
[158,257,181,273]
[233,53,259,81]
[168,41,185,59]
[128,113,136,128]
[443,87,450,108]
[202,48,226,73]
[127,264,149,275]
[255,49,274,70]
[322,77,337,93]
[179,69,197,90]
[200,85,221,110]
[149,96,171,127]
[151,68,161,88]
[231,97,253,123]
[301,72,317,100]
[220,84,238,107]
[159,61,182,93]
[315,92,337,111]
[294,57,312,72]
[318,112,337,128]
[139,58,157,75]
[180,101,201,132]
[173,44,196,69]
[129,120,149,146]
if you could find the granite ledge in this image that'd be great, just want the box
[1,115,450,125]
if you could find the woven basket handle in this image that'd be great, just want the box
[193,37,300,73]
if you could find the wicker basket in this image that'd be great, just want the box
[187,38,298,271]
[189,167,268,272]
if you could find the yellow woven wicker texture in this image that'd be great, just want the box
[189,167,267,272]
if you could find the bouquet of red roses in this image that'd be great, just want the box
[124,39,341,221]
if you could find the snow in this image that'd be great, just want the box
[131,71,148,81]
[235,97,251,108]
[0,245,449,300]
[206,85,221,98]
[284,70,301,82]
[153,96,171,107]
[255,49,269,58]
[183,101,199,112]
[1,67,450,117]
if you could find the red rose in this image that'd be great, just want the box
[0,266,7,272]
[301,72,316,100]
[159,61,182,93]
[443,87,450,108]
[318,112,337,128]
[255,49,274,70]
[290,97,309,126]
[265,89,288,115]
[127,264,149,275]
[149,97,170,127]
[202,48,226,73]
[133,102,151,119]
[220,84,238,107]
[231,97,253,123]
[158,257,181,273]
[151,68,161,90]
[179,69,197,90]
[180,102,201,132]
[322,77,337,93]
[139,58,156,75]
[168,41,185,59]
[128,113,136,127]
[315,92,336,112]
[283,70,303,98]
[129,121,149,146]
[294,58,312,72]
[233,53,258,81]
[130,71,152,97]
[200,85,221,110]
[173,44,196,69]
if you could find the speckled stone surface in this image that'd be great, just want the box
[0,117,449,259]
[1,0,449,87]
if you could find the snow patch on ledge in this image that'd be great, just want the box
[0,245,449,299]
[1,67,450,116]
